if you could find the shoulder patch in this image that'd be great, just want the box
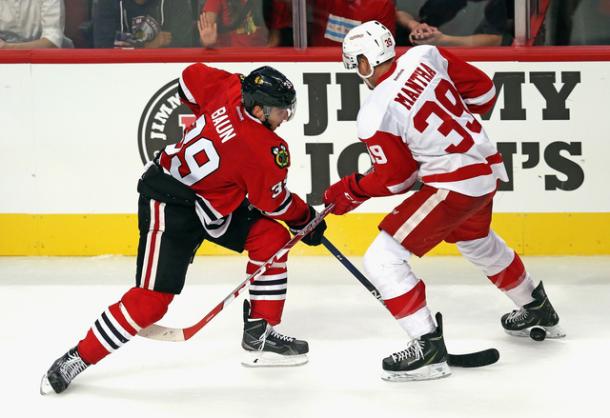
[271,144,290,168]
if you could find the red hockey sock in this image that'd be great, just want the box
[487,252,526,291]
[247,260,287,325]
[77,287,173,364]
[244,218,290,326]
[384,280,427,319]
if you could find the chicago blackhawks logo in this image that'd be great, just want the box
[138,79,196,164]
[271,144,290,168]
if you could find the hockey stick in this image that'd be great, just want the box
[321,236,500,368]
[138,205,334,342]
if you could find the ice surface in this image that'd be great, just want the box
[1,255,608,418]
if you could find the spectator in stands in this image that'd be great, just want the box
[199,0,269,47]
[0,0,72,49]
[309,0,396,47]
[266,0,293,47]
[199,0,292,47]
[64,0,93,48]
[405,0,513,47]
[93,0,194,48]
[396,8,437,46]
[548,0,582,45]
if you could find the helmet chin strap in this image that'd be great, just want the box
[262,105,273,129]
[357,64,375,89]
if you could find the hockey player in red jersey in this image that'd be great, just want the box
[40,65,327,394]
[323,21,565,382]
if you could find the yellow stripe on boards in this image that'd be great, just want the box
[0,214,138,256]
[0,213,609,256]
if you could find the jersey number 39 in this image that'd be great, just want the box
[413,79,482,154]
[164,116,220,186]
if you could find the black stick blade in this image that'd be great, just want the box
[448,348,500,368]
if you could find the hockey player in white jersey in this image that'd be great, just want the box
[323,21,565,382]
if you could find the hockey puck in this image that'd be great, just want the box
[529,327,546,341]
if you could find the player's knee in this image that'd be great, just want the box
[121,287,174,328]
[364,231,413,288]
[247,218,290,259]
[457,230,518,276]
[270,221,291,248]
[458,230,508,259]
[457,231,490,254]
[264,219,291,251]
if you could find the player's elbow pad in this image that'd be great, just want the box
[467,100,495,115]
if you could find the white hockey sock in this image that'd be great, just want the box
[396,306,436,339]
[505,274,537,307]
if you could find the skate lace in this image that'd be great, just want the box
[506,308,528,323]
[60,352,88,382]
[270,329,295,343]
[255,325,295,351]
[391,339,424,363]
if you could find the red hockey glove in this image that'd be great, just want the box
[323,173,370,215]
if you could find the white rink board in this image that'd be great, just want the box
[0,61,608,214]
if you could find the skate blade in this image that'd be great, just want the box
[241,350,308,367]
[382,361,451,382]
[505,324,566,339]
[40,374,54,395]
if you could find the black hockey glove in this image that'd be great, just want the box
[289,205,327,246]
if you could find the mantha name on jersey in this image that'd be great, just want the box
[354,45,508,199]
[393,63,437,111]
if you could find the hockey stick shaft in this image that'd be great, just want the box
[321,237,382,303]
[321,236,499,368]
[138,205,334,342]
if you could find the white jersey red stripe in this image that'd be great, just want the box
[355,45,508,198]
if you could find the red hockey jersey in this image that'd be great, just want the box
[158,63,310,228]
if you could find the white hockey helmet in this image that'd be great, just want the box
[342,20,395,76]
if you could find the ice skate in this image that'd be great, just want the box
[40,347,89,395]
[501,281,565,339]
[241,300,309,367]
[382,312,451,382]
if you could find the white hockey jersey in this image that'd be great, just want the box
[354,45,508,198]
